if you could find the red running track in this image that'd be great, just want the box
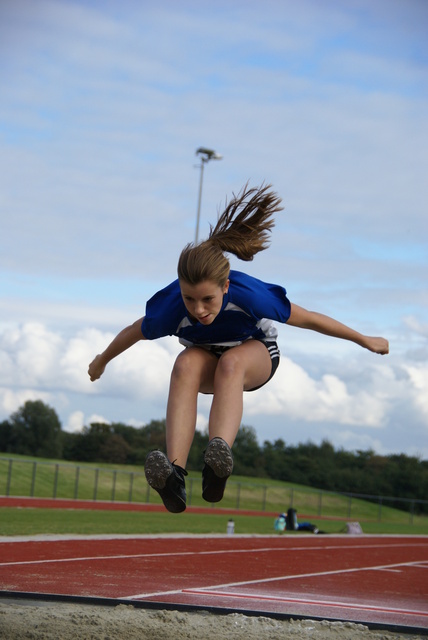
[1,533,427,632]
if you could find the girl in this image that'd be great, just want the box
[88,184,389,513]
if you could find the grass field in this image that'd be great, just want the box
[1,453,427,536]
[1,507,427,537]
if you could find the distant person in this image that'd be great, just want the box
[88,184,389,513]
[275,509,320,534]
[285,508,319,533]
[274,513,287,532]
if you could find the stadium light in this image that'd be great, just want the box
[194,147,223,244]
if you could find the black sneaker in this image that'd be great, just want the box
[144,451,187,513]
[202,437,233,503]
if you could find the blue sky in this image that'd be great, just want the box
[1,0,427,459]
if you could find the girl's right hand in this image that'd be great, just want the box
[88,355,106,381]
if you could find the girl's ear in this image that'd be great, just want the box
[223,279,230,294]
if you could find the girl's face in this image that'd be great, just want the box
[180,279,229,325]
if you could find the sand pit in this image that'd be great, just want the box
[0,601,422,640]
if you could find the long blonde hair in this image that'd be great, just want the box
[177,183,283,287]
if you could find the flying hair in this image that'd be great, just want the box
[177,183,283,287]
[208,183,282,261]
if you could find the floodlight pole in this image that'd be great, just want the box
[195,157,206,246]
[194,147,222,245]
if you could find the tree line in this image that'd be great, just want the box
[1,400,427,506]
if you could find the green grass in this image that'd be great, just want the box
[1,507,427,537]
[0,508,271,536]
[1,453,427,536]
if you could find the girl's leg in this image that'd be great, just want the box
[208,340,272,446]
[165,347,218,468]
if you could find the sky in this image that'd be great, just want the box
[1,0,427,460]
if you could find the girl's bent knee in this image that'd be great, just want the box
[172,351,196,378]
[217,351,242,378]
[172,348,213,381]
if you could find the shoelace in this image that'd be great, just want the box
[171,461,188,477]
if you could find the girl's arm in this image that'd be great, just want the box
[286,304,389,355]
[88,317,146,381]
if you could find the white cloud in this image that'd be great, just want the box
[0,323,179,404]
[327,429,386,455]
[65,410,85,433]
[0,321,426,458]
[0,323,64,387]
[403,364,428,420]
[404,316,428,339]
[63,412,112,432]
[0,387,53,418]
[244,356,389,428]
[195,413,209,434]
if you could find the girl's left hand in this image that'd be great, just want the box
[365,337,389,355]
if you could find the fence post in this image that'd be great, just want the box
[6,459,13,496]
[289,487,294,508]
[111,470,117,502]
[53,464,59,498]
[378,497,382,522]
[31,462,37,497]
[262,485,267,512]
[93,468,99,501]
[347,494,352,519]
[187,477,193,506]
[128,473,134,503]
[236,483,241,510]
[318,491,322,516]
[74,467,80,500]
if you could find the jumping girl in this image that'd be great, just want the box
[88,184,389,513]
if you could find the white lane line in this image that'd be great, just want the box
[0,551,194,567]
[182,589,428,617]
[2,541,426,568]
[121,559,427,600]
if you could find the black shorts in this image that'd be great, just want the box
[247,340,280,391]
[202,339,280,392]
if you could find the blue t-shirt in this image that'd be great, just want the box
[141,270,291,347]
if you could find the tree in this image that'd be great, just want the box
[262,439,289,481]
[100,433,132,464]
[233,425,263,476]
[0,420,12,452]
[8,400,62,458]
[65,422,113,462]
[62,419,169,465]
[187,429,209,471]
